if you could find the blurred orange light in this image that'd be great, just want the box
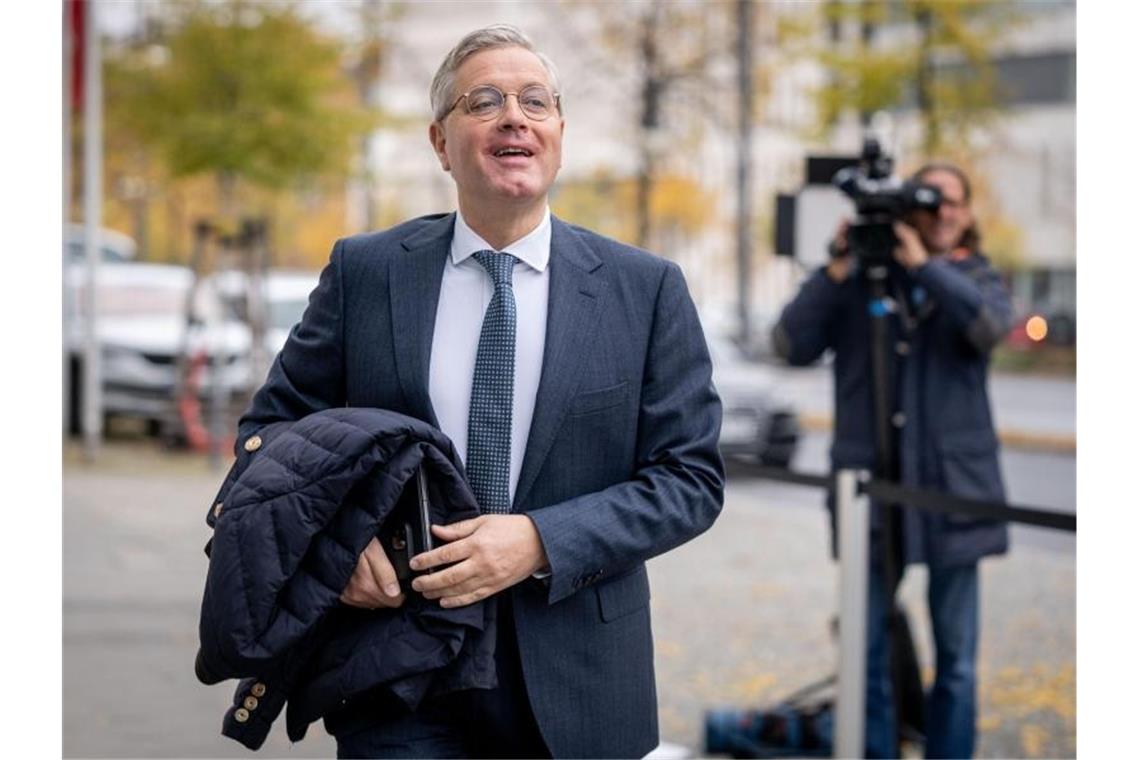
[1026,315,1049,342]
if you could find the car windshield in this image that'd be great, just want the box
[67,242,131,264]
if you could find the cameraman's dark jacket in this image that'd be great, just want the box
[195,407,496,750]
[773,253,1012,567]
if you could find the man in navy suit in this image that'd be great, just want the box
[239,24,724,758]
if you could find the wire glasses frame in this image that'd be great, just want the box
[443,84,562,122]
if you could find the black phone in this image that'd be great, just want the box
[380,466,435,588]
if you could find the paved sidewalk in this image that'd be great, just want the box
[63,440,1074,758]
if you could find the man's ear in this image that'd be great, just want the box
[428,122,451,171]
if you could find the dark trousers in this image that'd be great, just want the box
[864,562,980,759]
[332,594,550,759]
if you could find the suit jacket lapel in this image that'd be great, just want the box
[514,217,604,509]
[389,213,454,428]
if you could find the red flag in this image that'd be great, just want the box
[68,0,86,112]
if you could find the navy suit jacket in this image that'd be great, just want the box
[238,212,725,757]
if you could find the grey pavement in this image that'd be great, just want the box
[64,435,1074,758]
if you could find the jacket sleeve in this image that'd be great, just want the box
[771,267,850,365]
[237,240,347,446]
[527,263,725,604]
[197,450,366,682]
[912,256,1013,354]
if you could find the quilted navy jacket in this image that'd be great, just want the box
[195,407,497,749]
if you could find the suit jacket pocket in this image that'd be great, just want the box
[570,381,629,417]
[595,565,650,622]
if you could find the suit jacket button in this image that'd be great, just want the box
[243,696,259,711]
[244,435,263,452]
[234,708,250,723]
[250,682,267,697]
[213,502,224,518]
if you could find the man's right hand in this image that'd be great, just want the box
[826,219,854,284]
[339,536,405,609]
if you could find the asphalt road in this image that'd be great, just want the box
[63,434,1074,758]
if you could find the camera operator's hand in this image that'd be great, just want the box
[893,220,930,271]
[826,219,854,284]
[340,536,406,609]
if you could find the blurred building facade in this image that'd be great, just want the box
[98,0,1075,334]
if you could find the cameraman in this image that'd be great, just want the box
[772,163,1013,758]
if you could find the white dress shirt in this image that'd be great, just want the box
[428,208,550,506]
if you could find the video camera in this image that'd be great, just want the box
[832,138,942,265]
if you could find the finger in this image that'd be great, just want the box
[410,535,473,571]
[438,584,495,609]
[363,538,402,598]
[341,548,382,601]
[892,220,915,240]
[430,517,482,541]
[412,559,479,596]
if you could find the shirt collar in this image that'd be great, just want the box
[451,207,551,273]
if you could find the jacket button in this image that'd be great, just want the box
[243,696,259,711]
[895,341,910,356]
[250,682,267,697]
[213,502,224,518]
[243,435,263,452]
[234,708,250,723]
[891,412,906,428]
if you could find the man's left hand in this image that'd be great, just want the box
[409,515,549,608]
[893,220,929,271]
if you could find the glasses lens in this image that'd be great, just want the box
[519,86,554,119]
[466,86,504,119]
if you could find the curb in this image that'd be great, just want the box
[798,413,1076,455]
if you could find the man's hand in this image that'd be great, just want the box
[893,220,929,271]
[409,515,549,608]
[826,219,854,284]
[339,536,406,609]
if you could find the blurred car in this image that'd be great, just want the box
[65,261,251,436]
[64,223,138,265]
[1007,308,1076,349]
[706,329,800,468]
[207,269,318,356]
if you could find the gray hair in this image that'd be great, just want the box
[429,24,562,122]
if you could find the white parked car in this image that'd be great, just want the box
[705,325,800,468]
[65,261,251,436]
[65,252,319,439]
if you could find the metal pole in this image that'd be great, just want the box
[63,1,73,434]
[835,468,870,759]
[735,0,754,349]
[82,0,103,461]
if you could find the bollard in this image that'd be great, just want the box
[834,469,870,759]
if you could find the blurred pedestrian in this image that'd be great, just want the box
[772,163,1013,758]
[226,24,723,759]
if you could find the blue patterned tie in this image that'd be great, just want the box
[466,250,518,514]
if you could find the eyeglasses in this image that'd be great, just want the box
[444,84,561,122]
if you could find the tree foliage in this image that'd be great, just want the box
[812,0,1021,155]
[107,2,373,196]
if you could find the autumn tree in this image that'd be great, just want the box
[812,0,1021,156]
[549,0,732,252]
[106,1,374,235]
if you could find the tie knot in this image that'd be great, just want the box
[473,250,517,289]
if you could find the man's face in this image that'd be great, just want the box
[429,46,564,211]
[912,169,973,254]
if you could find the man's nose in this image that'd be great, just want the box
[497,94,529,129]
